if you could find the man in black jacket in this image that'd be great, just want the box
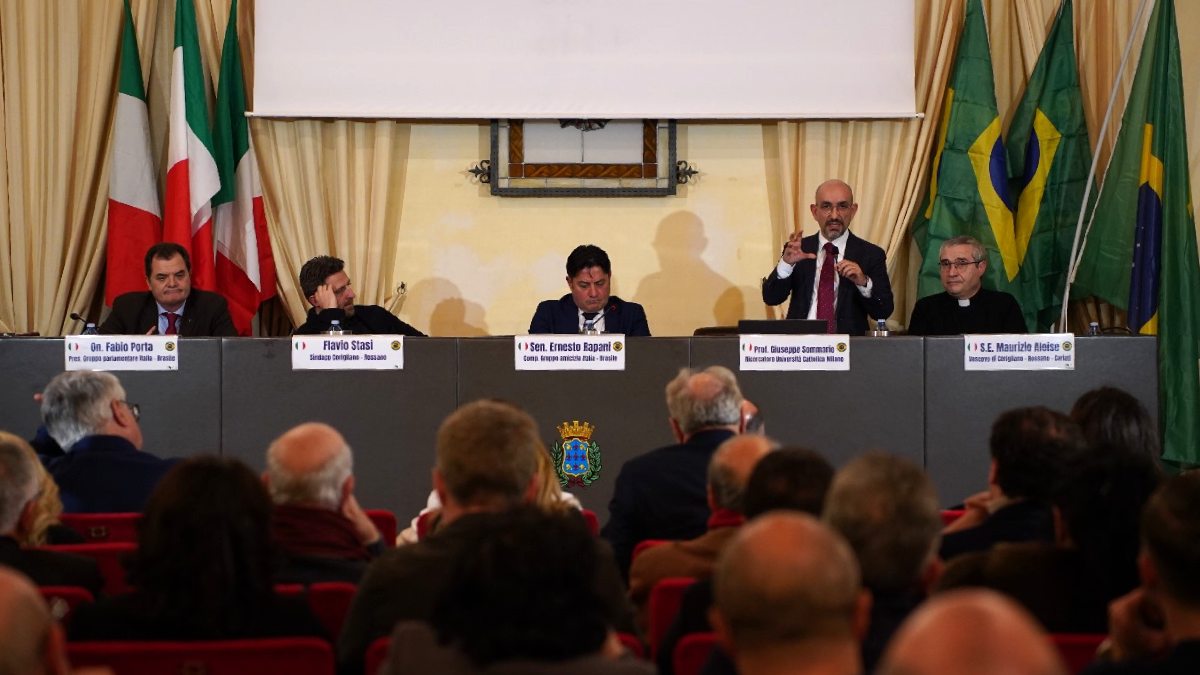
[294,255,424,336]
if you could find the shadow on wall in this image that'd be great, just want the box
[405,278,489,337]
[633,211,753,335]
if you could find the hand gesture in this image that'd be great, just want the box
[781,232,817,265]
[836,259,868,287]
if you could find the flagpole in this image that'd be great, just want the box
[1059,0,1152,330]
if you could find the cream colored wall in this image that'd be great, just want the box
[391,124,781,337]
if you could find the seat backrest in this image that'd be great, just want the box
[1052,633,1105,674]
[580,508,600,536]
[617,631,645,659]
[68,637,335,675]
[674,632,718,675]
[59,512,141,543]
[631,539,667,563]
[940,509,965,527]
[364,509,397,547]
[40,542,136,596]
[38,585,95,626]
[648,577,696,657]
[307,582,358,640]
[365,636,391,675]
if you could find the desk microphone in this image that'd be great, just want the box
[70,312,88,325]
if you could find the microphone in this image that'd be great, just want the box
[69,312,88,325]
[582,305,615,334]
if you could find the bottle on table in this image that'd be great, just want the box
[327,320,344,336]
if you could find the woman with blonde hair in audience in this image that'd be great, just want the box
[0,431,81,546]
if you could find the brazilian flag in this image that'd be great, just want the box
[1006,0,1091,332]
[912,0,1019,301]
[1072,0,1200,467]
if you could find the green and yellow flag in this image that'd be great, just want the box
[912,0,1019,301]
[1072,0,1200,466]
[1006,0,1091,332]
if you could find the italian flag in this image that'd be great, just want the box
[105,0,161,305]
[212,0,277,335]
[163,0,219,291]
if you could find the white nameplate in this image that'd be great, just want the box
[739,334,851,371]
[963,333,1075,371]
[291,335,405,370]
[64,336,179,371]
[514,335,626,371]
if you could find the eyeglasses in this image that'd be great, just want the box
[938,259,984,271]
[119,400,140,421]
[816,201,854,214]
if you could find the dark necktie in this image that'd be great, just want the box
[582,312,599,331]
[816,243,838,334]
[163,312,179,335]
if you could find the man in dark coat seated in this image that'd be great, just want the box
[293,255,424,336]
[907,235,1027,335]
[265,422,384,584]
[529,244,650,336]
[39,370,176,513]
[100,242,237,336]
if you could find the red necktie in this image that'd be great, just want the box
[816,243,838,334]
[164,312,178,335]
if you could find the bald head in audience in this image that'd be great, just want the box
[0,567,70,675]
[879,589,1065,675]
[708,434,776,515]
[266,422,354,509]
[711,512,869,675]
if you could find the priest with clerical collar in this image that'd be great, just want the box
[907,235,1027,336]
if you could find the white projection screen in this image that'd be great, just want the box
[253,0,915,119]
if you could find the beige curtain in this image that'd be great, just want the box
[772,0,1145,329]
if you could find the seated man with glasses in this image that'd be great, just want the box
[907,235,1026,336]
[38,370,177,513]
[762,179,893,335]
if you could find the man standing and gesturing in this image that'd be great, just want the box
[761,179,893,335]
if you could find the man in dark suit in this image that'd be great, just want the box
[0,436,103,595]
[40,370,176,513]
[602,365,743,580]
[100,242,237,336]
[529,244,651,336]
[761,179,893,335]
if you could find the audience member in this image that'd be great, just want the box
[264,422,384,584]
[939,406,1085,560]
[710,512,869,675]
[0,434,102,595]
[603,366,744,579]
[0,567,73,675]
[338,400,636,675]
[878,588,1065,675]
[657,446,835,675]
[629,435,774,618]
[8,432,82,545]
[99,242,237,336]
[529,244,651,336]
[381,506,654,675]
[939,395,1161,632]
[824,452,943,672]
[1085,473,1200,674]
[69,456,324,641]
[40,370,176,513]
[294,255,424,335]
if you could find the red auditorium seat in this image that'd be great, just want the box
[364,509,397,547]
[68,637,335,675]
[40,542,136,596]
[38,585,94,625]
[940,509,966,526]
[647,577,696,657]
[631,539,667,562]
[365,636,391,675]
[580,508,600,536]
[618,631,645,659]
[274,582,357,640]
[674,631,718,675]
[1052,633,1105,674]
[60,512,141,543]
